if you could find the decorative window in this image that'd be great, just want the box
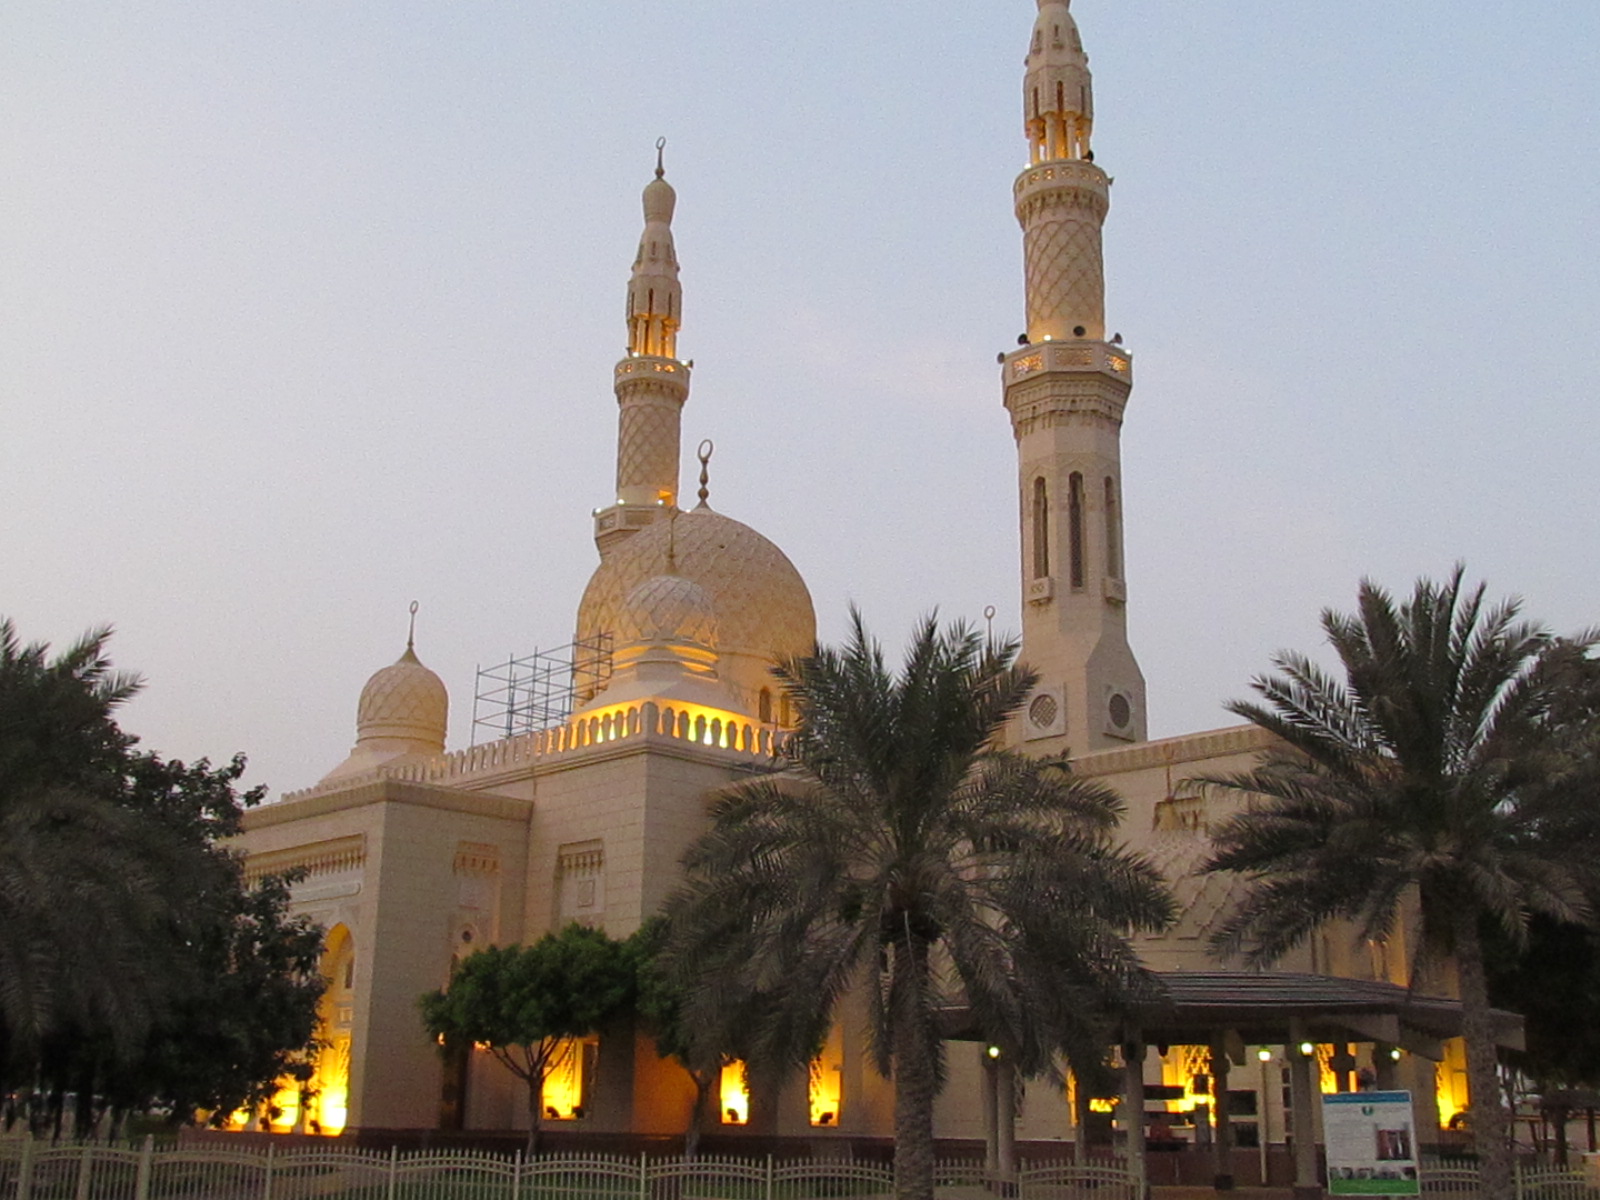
[720,1062,749,1124]
[1068,473,1086,589]
[758,688,773,725]
[1104,477,1121,579]
[557,841,605,928]
[1031,477,1050,579]
[541,1038,596,1119]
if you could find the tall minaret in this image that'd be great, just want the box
[1002,0,1146,755]
[594,142,693,558]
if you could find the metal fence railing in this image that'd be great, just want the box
[0,1141,1138,1200]
[1418,1156,1600,1200]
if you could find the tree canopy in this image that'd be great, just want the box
[662,610,1174,1200]
[1198,570,1600,1200]
[0,618,324,1134]
[420,923,635,1145]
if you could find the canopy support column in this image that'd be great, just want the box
[1288,1021,1321,1200]
[1211,1035,1236,1191]
[997,1058,1018,1184]
[1123,1032,1148,1200]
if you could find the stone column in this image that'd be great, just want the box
[997,1058,1019,1182]
[1211,1037,1235,1191]
[983,1051,1000,1173]
[992,1062,1017,1184]
[1123,1034,1148,1200]
[1374,1045,1399,1091]
[1287,1022,1321,1200]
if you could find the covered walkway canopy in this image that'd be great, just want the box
[943,970,1524,1200]
[1127,969,1524,1059]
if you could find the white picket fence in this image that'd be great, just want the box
[0,1142,1141,1200]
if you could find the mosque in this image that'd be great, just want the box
[234,0,1496,1173]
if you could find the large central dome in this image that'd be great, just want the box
[575,505,815,714]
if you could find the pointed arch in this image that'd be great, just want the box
[313,924,355,1135]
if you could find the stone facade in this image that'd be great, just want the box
[232,0,1449,1150]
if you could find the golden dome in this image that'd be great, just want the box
[355,645,448,750]
[576,506,815,710]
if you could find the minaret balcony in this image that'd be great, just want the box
[1000,340,1132,384]
[1013,157,1110,221]
[615,355,691,384]
[593,501,670,554]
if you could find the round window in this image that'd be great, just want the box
[1029,693,1059,729]
[1108,692,1132,729]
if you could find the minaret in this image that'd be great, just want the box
[1002,0,1146,755]
[594,141,693,557]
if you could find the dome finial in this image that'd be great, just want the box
[655,136,667,180]
[696,439,714,509]
[403,601,422,668]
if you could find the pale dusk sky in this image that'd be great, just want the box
[4,2,1597,796]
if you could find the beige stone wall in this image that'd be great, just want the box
[240,780,530,1132]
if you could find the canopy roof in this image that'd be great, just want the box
[941,970,1524,1062]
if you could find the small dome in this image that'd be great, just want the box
[619,573,718,648]
[576,506,815,710]
[356,645,448,749]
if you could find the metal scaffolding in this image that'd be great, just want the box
[470,634,613,744]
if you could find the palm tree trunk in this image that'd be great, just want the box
[1455,912,1512,1200]
[891,931,938,1200]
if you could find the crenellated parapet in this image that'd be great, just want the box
[280,698,785,805]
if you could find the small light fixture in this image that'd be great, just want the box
[986,1046,1002,1060]
[1258,1049,1273,1063]
[1389,1048,1402,1061]
[1298,1042,1315,1058]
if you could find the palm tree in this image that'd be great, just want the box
[664,611,1174,1200]
[0,620,182,1070]
[1198,569,1600,1200]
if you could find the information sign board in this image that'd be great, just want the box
[1322,1091,1420,1195]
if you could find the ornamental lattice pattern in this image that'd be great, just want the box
[1023,211,1105,336]
[616,398,682,497]
[576,508,815,667]
[357,660,448,733]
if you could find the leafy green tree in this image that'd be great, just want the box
[664,611,1174,1200]
[116,868,327,1125]
[1486,914,1600,1086]
[1198,570,1600,1200]
[629,918,719,1155]
[0,619,325,1131]
[630,917,825,1156]
[420,924,635,1147]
